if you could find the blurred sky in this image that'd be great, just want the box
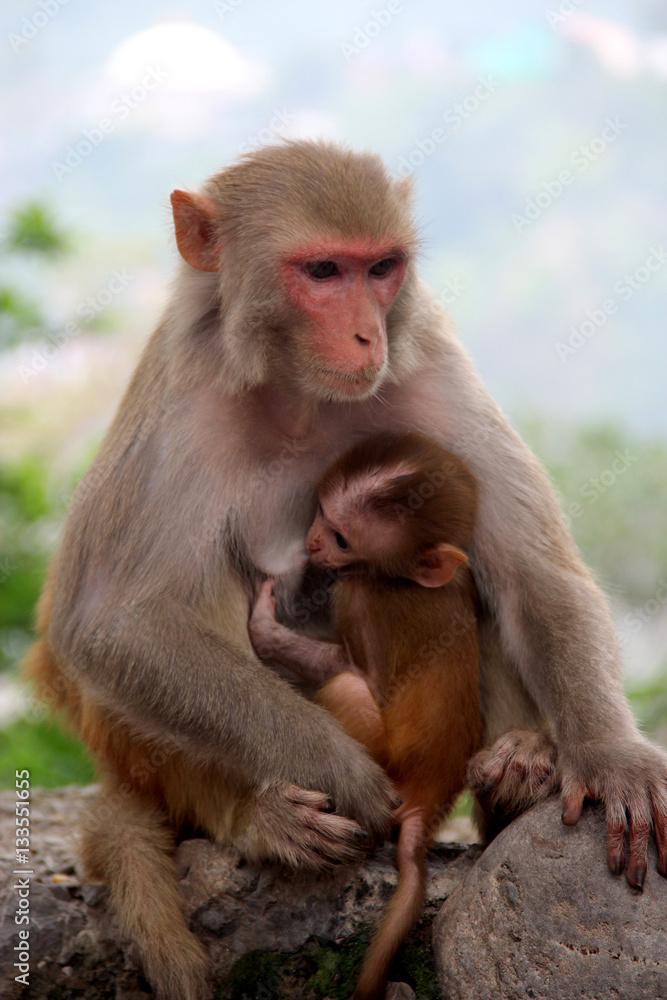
[1,0,666,435]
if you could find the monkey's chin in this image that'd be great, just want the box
[314,367,385,402]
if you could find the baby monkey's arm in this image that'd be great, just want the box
[249,578,355,684]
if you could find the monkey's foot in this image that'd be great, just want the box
[238,782,366,869]
[467,729,558,813]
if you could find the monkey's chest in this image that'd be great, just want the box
[240,471,316,579]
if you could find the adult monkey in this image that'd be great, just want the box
[26,141,667,999]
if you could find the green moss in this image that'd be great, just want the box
[391,942,440,1000]
[218,948,288,999]
[301,931,371,999]
[216,926,439,999]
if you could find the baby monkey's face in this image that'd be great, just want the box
[305,497,357,570]
[305,488,400,572]
[306,478,469,589]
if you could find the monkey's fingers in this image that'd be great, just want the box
[280,784,366,867]
[605,817,626,876]
[254,578,277,615]
[653,801,667,877]
[625,815,651,889]
[561,789,585,826]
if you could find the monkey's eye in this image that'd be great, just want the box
[369,258,395,277]
[334,531,349,550]
[307,261,339,280]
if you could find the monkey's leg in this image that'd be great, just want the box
[317,672,389,767]
[353,806,427,1000]
[80,779,210,1000]
[471,616,558,838]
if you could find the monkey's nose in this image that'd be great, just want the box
[353,326,384,368]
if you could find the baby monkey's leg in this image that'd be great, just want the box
[317,672,389,768]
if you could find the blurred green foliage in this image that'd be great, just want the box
[0,715,95,787]
[0,456,55,672]
[0,199,71,348]
[4,200,70,256]
[628,676,667,749]
[519,417,667,606]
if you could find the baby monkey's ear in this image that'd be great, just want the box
[408,544,467,588]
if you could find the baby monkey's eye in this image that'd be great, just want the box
[334,531,349,550]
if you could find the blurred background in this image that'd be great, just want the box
[1,0,666,788]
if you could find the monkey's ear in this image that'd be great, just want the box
[170,190,222,272]
[409,544,467,588]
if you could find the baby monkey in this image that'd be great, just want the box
[249,432,481,1000]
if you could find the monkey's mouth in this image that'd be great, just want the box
[317,365,383,396]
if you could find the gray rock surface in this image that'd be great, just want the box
[5,787,666,999]
[0,786,478,998]
[433,797,667,1000]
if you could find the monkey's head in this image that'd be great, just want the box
[169,141,419,401]
[306,433,478,587]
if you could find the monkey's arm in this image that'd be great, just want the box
[47,567,393,851]
[249,579,354,684]
[412,304,667,887]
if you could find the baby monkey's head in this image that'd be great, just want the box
[306,432,477,587]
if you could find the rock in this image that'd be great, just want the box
[0,786,479,998]
[433,798,667,1000]
[385,982,416,999]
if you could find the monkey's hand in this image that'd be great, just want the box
[467,730,558,813]
[560,737,667,891]
[248,578,281,658]
[249,579,356,683]
[236,765,399,870]
[237,782,370,869]
[253,577,278,619]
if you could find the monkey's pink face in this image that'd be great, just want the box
[281,239,408,400]
[305,492,399,571]
[306,506,354,569]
